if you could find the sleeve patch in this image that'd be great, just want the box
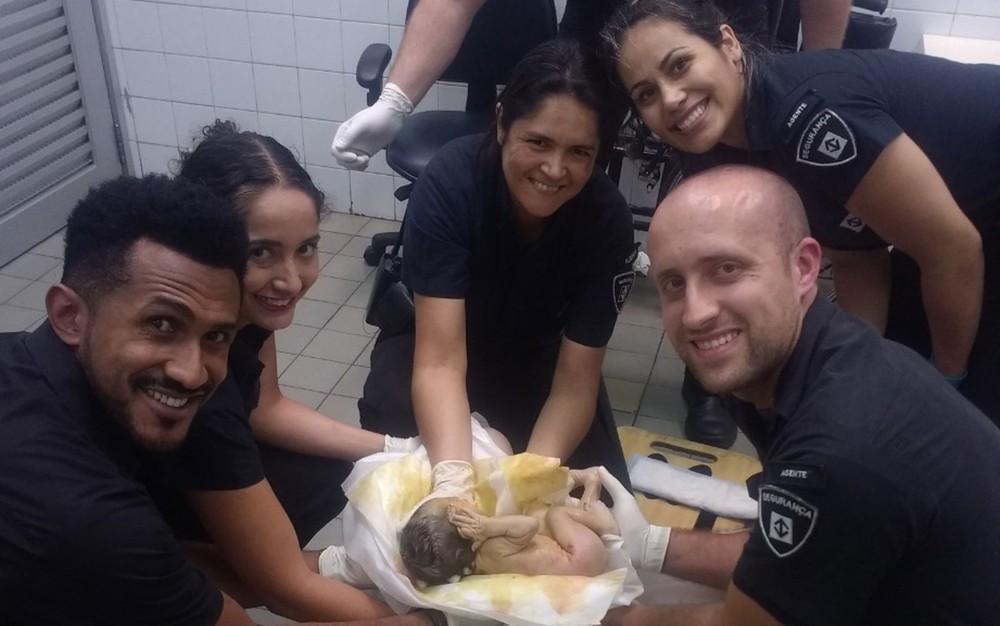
[758,484,819,558]
[613,271,635,313]
[795,109,857,167]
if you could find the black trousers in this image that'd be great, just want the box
[358,332,632,492]
[157,445,351,549]
[258,442,353,547]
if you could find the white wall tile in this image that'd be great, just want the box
[958,0,1000,18]
[389,24,404,53]
[216,107,260,132]
[348,171,395,219]
[258,112,305,160]
[166,54,214,104]
[295,17,343,71]
[362,150,393,177]
[340,23,389,78]
[248,0,293,14]
[158,4,207,56]
[138,142,181,175]
[126,139,142,175]
[101,0,122,48]
[116,0,164,51]
[892,0,958,11]
[388,0,408,26]
[122,50,170,99]
[294,0,339,19]
[309,165,352,214]
[437,82,467,111]
[202,0,246,8]
[301,118,339,168]
[299,69,346,121]
[889,9,956,52]
[254,64,301,116]
[130,97,177,145]
[951,13,1000,39]
[209,58,257,109]
[203,9,252,62]
[248,12,297,65]
[393,189,407,221]
[341,0,389,23]
[172,102,217,147]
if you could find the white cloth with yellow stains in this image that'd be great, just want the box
[340,419,644,626]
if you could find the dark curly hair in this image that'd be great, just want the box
[62,174,248,305]
[178,119,328,218]
[400,500,476,586]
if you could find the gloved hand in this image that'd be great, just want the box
[383,434,421,454]
[331,82,413,170]
[317,545,374,587]
[596,466,671,572]
[430,459,475,501]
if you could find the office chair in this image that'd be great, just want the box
[353,0,558,265]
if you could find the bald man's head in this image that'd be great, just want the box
[648,165,822,408]
[657,165,809,255]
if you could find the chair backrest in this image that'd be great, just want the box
[406,0,558,112]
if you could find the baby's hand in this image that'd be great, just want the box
[568,467,603,510]
[447,505,485,542]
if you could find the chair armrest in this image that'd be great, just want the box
[356,43,392,106]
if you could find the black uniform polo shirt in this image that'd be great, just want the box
[0,323,222,625]
[402,133,635,363]
[744,49,1000,250]
[143,324,270,541]
[726,298,1000,624]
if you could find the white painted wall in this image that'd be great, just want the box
[96,0,1000,220]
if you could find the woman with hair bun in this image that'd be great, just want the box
[147,120,413,622]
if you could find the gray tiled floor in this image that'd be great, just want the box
[1,213,758,624]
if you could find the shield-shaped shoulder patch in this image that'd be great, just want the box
[758,484,818,558]
[795,109,857,167]
[612,271,635,313]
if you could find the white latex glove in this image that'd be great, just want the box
[383,434,421,454]
[430,460,475,502]
[317,545,374,587]
[332,82,413,170]
[597,466,671,572]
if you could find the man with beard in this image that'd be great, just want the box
[599,165,1000,625]
[0,176,439,626]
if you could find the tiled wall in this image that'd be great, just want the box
[95,0,1000,222]
[885,0,1000,53]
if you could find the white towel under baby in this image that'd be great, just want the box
[340,419,644,626]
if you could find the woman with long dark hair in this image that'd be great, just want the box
[359,39,636,503]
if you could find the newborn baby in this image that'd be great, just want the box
[400,468,619,586]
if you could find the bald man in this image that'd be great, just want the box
[602,165,1000,626]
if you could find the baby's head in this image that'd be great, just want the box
[400,497,475,587]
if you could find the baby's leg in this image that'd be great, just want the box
[544,505,609,576]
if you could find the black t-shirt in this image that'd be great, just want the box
[727,299,1000,624]
[402,133,635,362]
[743,49,1000,249]
[144,324,271,541]
[0,324,222,625]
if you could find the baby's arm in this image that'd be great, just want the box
[448,506,539,552]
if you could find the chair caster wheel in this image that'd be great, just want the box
[363,246,381,266]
